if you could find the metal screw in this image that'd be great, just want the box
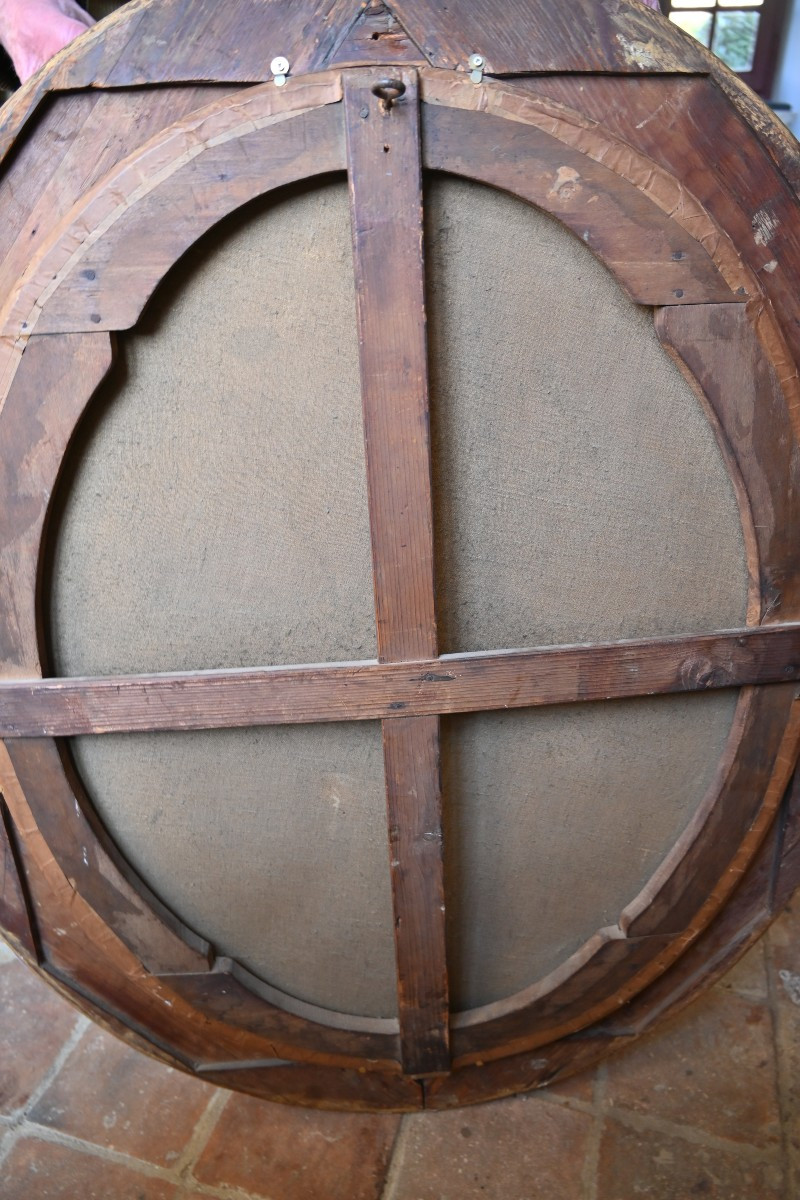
[271,55,290,85]
[468,53,485,83]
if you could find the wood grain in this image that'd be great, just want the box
[329,1,425,67]
[657,304,800,622]
[4,738,210,975]
[773,766,800,913]
[424,744,793,1111]
[445,688,799,1065]
[194,1059,423,1112]
[345,68,449,1075]
[420,100,738,308]
[0,333,114,675]
[0,742,406,1077]
[0,86,245,314]
[385,0,710,74]
[4,0,359,96]
[7,77,747,349]
[0,793,37,958]
[622,687,800,938]
[382,716,449,1075]
[0,0,793,228]
[0,0,356,175]
[420,72,753,302]
[1,626,798,736]
[0,0,798,1113]
[600,764,800,1040]
[516,75,800,397]
[0,0,708,136]
[8,716,799,1112]
[422,754,800,1108]
[154,968,400,1070]
[2,82,345,342]
[344,68,436,664]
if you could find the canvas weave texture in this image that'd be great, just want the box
[51,177,748,1016]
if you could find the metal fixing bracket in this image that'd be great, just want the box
[271,55,290,86]
[467,53,485,83]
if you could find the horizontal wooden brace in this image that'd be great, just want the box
[0,625,798,737]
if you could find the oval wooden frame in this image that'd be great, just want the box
[0,62,798,1109]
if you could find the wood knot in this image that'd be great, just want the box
[547,166,581,203]
[679,657,731,691]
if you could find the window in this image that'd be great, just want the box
[661,0,790,96]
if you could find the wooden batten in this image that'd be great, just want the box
[0,625,798,736]
[344,69,449,1076]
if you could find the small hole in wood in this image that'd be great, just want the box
[371,30,380,39]
[383,144,390,153]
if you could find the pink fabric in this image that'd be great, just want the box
[0,0,94,83]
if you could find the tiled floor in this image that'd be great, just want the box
[1,899,799,1199]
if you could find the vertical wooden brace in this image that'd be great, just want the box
[344,68,450,1076]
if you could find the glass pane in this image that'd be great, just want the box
[717,0,762,7]
[712,10,760,71]
[670,11,713,45]
[671,0,714,7]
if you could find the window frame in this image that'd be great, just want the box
[660,0,791,96]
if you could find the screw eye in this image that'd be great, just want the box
[371,79,406,108]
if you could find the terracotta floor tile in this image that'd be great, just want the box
[596,1117,784,1200]
[0,1121,13,1157]
[194,1092,400,1199]
[766,898,800,1194]
[178,1194,272,1200]
[387,1093,593,1200]
[1,909,799,1196]
[0,937,17,964]
[768,896,800,964]
[0,960,82,1116]
[28,1024,215,1167]
[542,1068,595,1104]
[604,987,780,1147]
[715,938,768,1000]
[0,1136,177,1200]
[770,901,800,1025]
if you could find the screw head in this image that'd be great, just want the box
[271,56,290,76]
[468,53,484,69]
